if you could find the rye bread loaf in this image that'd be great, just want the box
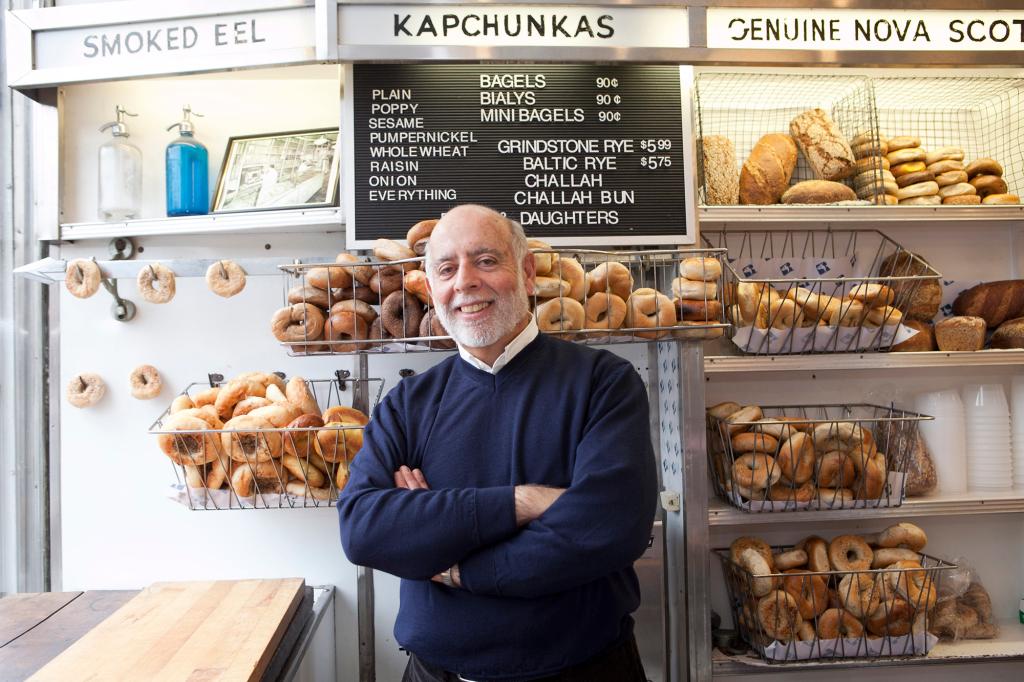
[905,431,938,496]
[739,133,798,205]
[891,319,935,352]
[934,316,986,351]
[990,317,1024,349]
[878,250,942,321]
[701,135,740,205]
[789,108,856,181]
[952,280,1024,327]
[781,180,856,204]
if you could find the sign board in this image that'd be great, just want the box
[346,64,693,247]
[338,4,689,49]
[708,8,1024,50]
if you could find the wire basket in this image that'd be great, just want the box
[873,76,1024,199]
[276,248,729,355]
[717,547,956,662]
[707,404,933,513]
[701,229,942,354]
[149,375,384,510]
[693,72,879,205]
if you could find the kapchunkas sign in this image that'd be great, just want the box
[338,4,689,48]
[707,8,1024,50]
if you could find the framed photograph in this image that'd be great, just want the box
[213,128,341,213]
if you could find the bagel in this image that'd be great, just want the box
[895,169,935,188]
[767,298,804,330]
[886,136,920,152]
[756,591,802,642]
[232,396,272,418]
[679,256,722,282]
[891,161,926,178]
[752,417,809,441]
[330,299,378,326]
[965,157,1003,178]
[816,450,856,488]
[373,238,417,268]
[419,309,456,349]
[854,155,890,174]
[248,403,302,429]
[404,270,431,306]
[982,193,1021,204]
[886,147,926,166]
[899,195,942,206]
[871,548,920,569]
[785,287,840,322]
[817,487,855,505]
[970,174,1008,198]
[674,298,723,322]
[723,405,762,435]
[848,283,894,306]
[65,259,102,299]
[368,318,391,344]
[935,170,969,187]
[583,292,626,330]
[671,278,716,301]
[853,452,887,500]
[854,167,895,190]
[774,550,808,571]
[783,569,828,619]
[731,431,779,454]
[129,364,162,400]
[66,373,106,408]
[828,299,866,327]
[317,422,364,463]
[812,421,867,451]
[534,276,570,298]
[158,414,219,465]
[777,432,815,484]
[369,264,405,297]
[896,179,939,200]
[625,288,676,339]
[876,522,927,551]
[925,146,964,165]
[406,218,437,256]
[324,311,370,352]
[205,260,246,298]
[288,285,331,309]
[307,265,350,291]
[271,303,325,344]
[336,252,367,284]
[839,572,882,618]
[381,291,424,339]
[732,453,781,489]
[286,480,333,501]
[796,536,831,573]
[829,534,874,572]
[281,453,326,488]
[171,394,195,414]
[730,536,774,567]
[585,261,634,300]
[528,239,558,276]
[707,401,742,420]
[944,195,982,205]
[927,158,965,175]
[817,608,864,639]
[887,560,937,611]
[867,598,913,637]
[739,548,778,597]
[551,257,586,302]
[535,297,586,335]
[874,194,899,205]
[853,139,887,159]
[137,263,176,304]
[222,414,282,463]
[865,305,902,327]
[322,406,368,426]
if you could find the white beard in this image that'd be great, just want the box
[433,276,530,348]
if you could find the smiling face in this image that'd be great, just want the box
[425,206,535,362]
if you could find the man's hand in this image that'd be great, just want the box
[514,485,566,527]
[394,465,429,490]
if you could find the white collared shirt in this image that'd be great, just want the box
[457,317,539,375]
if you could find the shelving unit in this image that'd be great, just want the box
[704,350,1024,373]
[699,206,1024,223]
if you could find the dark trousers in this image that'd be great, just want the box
[401,633,647,682]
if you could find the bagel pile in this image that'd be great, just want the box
[726,523,939,650]
[853,135,1018,206]
[930,582,997,640]
[533,242,725,340]
[726,280,904,332]
[155,371,367,501]
[707,402,889,506]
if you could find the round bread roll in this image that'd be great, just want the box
[938,182,977,199]
[965,158,1003,178]
[890,161,925,178]
[895,181,939,200]
[129,364,162,400]
[924,146,964,164]
[943,195,982,205]
[896,170,934,188]
[137,263,176,304]
[874,194,899,205]
[899,195,942,206]
[983,193,1021,205]
[67,373,106,408]
[855,156,890,174]
[406,219,437,256]
[65,259,102,299]
[970,174,1008,197]
[927,159,964,175]
[886,136,921,151]
[887,147,926,166]
[781,180,856,205]
[935,316,986,351]
[935,170,968,187]
[853,168,895,190]
[205,260,246,298]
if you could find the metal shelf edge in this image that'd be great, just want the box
[704,350,1024,373]
[699,205,1024,223]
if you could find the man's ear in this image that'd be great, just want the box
[523,251,537,296]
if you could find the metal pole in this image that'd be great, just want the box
[353,352,376,682]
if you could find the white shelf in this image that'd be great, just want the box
[57,207,343,241]
[709,491,1024,526]
[704,350,1024,374]
[699,205,1024,223]
[712,620,1024,675]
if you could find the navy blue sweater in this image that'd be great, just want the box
[338,333,657,680]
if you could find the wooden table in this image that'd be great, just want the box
[0,580,318,682]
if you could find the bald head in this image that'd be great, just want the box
[425,204,527,273]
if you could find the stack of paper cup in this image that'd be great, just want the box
[915,390,967,495]
[961,383,1013,491]
[1010,377,1024,489]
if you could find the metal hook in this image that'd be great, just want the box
[100,277,136,322]
[218,260,228,279]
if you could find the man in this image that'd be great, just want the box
[338,204,657,681]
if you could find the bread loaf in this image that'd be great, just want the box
[905,432,937,496]
[877,250,941,321]
[739,133,798,205]
[781,180,856,204]
[934,316,986,351]
[990,317,1024,348]
[789,109,856,181]
[952,280,1024,327]
[701,135,739,205]
[891,319,935,352]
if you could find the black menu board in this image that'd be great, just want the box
[350,64,688,245]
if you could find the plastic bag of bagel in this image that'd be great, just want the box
[929,558,998,641]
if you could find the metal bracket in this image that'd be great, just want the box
[659,490,681,512]
[100,237,137,322]
[207,373,224,388]
[334,369,350,392]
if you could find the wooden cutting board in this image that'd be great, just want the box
[28,578,305,682]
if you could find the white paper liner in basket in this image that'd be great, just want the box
[727,473,907,511]
[725,255,920,354]
[762,632,938,661]
[166,484,336,509]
